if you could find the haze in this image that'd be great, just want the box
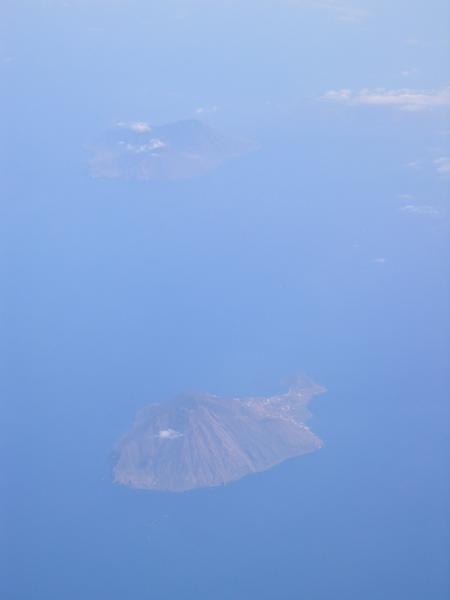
[1,1,449,599]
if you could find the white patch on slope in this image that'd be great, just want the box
[158,429,183,440]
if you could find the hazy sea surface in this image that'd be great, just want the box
[1,126,449,599]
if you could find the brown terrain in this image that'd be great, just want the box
[113,378,326,492]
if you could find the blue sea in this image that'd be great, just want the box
[1,109,448,599]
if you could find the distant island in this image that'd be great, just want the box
[113,378,326,492]
[89,118,255,181]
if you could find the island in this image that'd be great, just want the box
[113,378,326,492]
[89,118,255,181]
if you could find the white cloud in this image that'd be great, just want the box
[158,429,183,440]
[372,257,387,264]
[405,160,422,170]
[117,121,152,133]
[400,205,441,216]
[322,87,450,111]
[401,68,418,78]
[434,156,450,174]
[195,105,220,115]
[118,138,166,154]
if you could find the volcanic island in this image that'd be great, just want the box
[113,378,326,493]
[89,118,254,181]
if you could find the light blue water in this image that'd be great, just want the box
[1,121,448,599]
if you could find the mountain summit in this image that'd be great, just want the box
[113,378,325,492]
